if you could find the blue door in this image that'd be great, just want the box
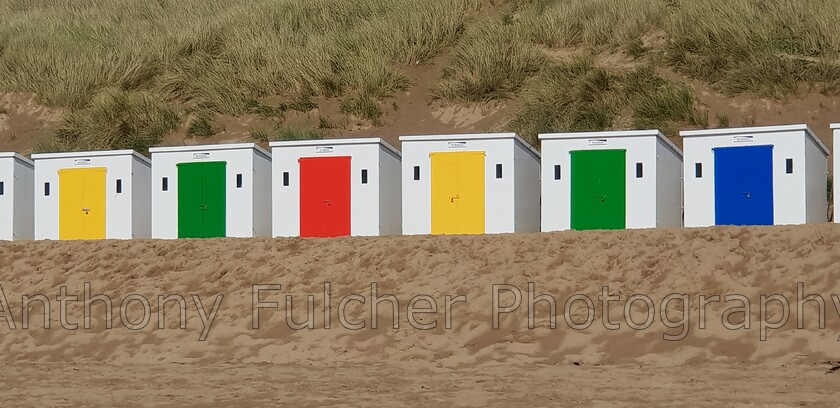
[713,145,774,226]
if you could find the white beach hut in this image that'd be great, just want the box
[149,143,271,239]
[270,138,401,237]
[0,153,34,240]
[681,124,828,227]
[539,130,683,231]
[399,133,540,235]
[32,150,151,240]
[832,123,840,221]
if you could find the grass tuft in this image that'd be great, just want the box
[249,127,270,143]
[35,88,178,154]
[507,60,704,145]
[518,0,665,49]
[340,94,384,123]
[318,115,335,129]
[432,22,547,102]
[278,97,318,114]
[186,111,219,138]
[273,126,328,141]
[626,38,650,60]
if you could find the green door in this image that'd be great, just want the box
[177,161,226,238]
[201,162,226,237]
[570,149,626,230]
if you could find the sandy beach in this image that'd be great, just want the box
[2,224,840,405]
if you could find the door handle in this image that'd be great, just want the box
[450,195,460,203]
[741,191,751,199]
[81,208,90,215]
[594,194,606,202]
[322,199,331,206]
[199,204,208,211]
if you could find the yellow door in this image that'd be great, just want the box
[83,168,106,239]
[58,168,106,240]
[430,151,485,234]
[58,169,85,240]
[457,152,485,234]
[431,153,459,234]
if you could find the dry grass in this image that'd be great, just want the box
[186,111,220,138]
[4,0,840,151]
[509,0,840,98]
[432,21,547,102]
[517,0,666,49]
[0,0,470,111]
[273,126,329,141]
[0,0,473,151]
[34,88,179,154]
[665,0,840,97]
[507,60,704,145]
[340,94,384,124]
[431,0,840,139]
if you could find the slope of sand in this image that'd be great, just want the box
[2,225,840,405]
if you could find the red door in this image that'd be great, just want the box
[299,156,351,237]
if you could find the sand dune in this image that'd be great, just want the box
[2,225,840,404]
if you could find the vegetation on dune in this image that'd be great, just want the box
[273,126,330,141]
[35,88,179,154]
[0,0,470,110]
[503,0,840,98]
[432,22,547,102]
[516,0,666,49]
[0,0,473,151]
[438,0,840,138]
[339,94,384,124]
[508,60,705,145]
[665,0,840,97]
[3,0,840,152]
[186,111,220,138]
[249,126,328,142]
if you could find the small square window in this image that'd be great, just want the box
[554,165,561,180]
[162,177,169,191]
[636,163,643,178]
[695,163,703,178]
[785,158,793,174]
[45,182,50,196]
[236,174,243,188]
[496,164,503,179]
[413,166,420,181]
[361,169,368,184]
[116,179,123,193]
[283,172,289,186]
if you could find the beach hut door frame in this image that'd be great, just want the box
[712,144,774,226]
[58,167,107,240]
[298,156,352,237]
[569,149,627,230]
[430,151,485,234]
[177,161,227,238]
